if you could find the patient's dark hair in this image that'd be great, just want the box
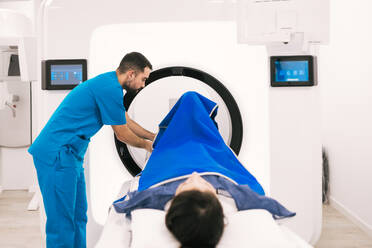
[165,190,224,248]
[117,52,152,73]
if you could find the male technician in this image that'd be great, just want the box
[28,52,155,247]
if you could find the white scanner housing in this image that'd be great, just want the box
[35,1,329,246]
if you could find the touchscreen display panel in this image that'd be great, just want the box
[274,61,309,82]
[270,56,315,87]
[50,64,83,85]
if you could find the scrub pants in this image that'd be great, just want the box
[33,147,87,248]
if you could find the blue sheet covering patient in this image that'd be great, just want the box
[113,91,295,220]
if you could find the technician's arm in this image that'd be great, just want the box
[112,124,152,153]
[125,112,156,141]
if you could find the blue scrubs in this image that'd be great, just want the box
[29,71,126,247]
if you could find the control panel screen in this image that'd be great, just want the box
[50,64,83,86]
[274,61,309,82]
[42,59,87,90]
[270,56,315,87]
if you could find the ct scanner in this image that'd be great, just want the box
[32,0,329,247]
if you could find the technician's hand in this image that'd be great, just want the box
[144,140,153,153]
[149,132,156,141]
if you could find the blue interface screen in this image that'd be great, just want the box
[51,64,83,85]
[275,61,309,82]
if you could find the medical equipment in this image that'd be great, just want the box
[0,82,19,115]
[237,0,329,45]
[34,0,329,246]
[42,59,87,90]
[8,54,20,76]
[0,9,35,147]
[0,10,36,82]
[116,67,243,176]
[0,9,37,192]
[270,55,316,87]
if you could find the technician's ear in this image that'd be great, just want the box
[128,69,137,79]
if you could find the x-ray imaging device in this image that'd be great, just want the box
[34,0,330,247]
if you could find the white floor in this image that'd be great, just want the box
[0,190,372,248]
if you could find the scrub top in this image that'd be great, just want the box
[29,71,126,164]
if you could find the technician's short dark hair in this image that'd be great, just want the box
[117,52,152,73]
[165,190,224,248]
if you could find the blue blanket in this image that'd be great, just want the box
[138,91,265,195]
[114,92,295,219]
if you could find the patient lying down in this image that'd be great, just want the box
[113,92,295,248]
[166,172,224,248]
[114,171,295,248]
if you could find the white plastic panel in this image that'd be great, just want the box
[237,0,330,45]
[0,49,17,78]
[0,9,32,37]
[0,147,35,190]
[0,37,37,82]
[269,86,322,244]
[88,125,131,225]
[0,81,31,147]
[0,9,36,81]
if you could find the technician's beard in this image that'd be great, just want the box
[122,83,137,94]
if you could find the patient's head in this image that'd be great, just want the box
[175,172,217,196]
[165,172,224,248]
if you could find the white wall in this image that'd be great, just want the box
[0,0,34,26]
[320,0,372,234]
